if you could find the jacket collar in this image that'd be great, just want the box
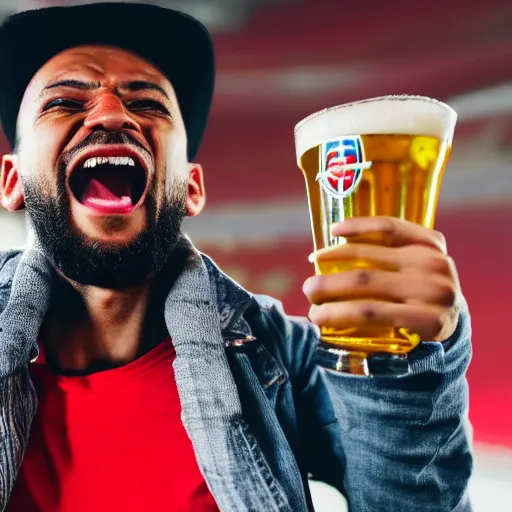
[0,248,53,375]
[0,236,255,348]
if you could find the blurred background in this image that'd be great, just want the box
[1,0,511,510]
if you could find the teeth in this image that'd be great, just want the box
[82,156,137,168]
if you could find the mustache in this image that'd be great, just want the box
[60,131,151,168]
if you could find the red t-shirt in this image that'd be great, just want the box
[7,339,219,512]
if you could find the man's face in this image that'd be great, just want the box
[7,45,204,288]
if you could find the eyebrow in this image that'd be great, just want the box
[38,79,99,99]
[119,81,169,99]
[39,79,169,100]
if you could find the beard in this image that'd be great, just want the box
[22,136,188,289]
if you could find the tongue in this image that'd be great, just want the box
[81,174,133,209]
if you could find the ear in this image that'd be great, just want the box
[185,163,205,217]
[0,154,24,211]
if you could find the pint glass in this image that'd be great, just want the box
[294,95,457,377]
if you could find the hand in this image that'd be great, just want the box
[302,217,461,342]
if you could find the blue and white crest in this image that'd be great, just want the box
[316,136,372,199]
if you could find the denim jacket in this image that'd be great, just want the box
[0,241,472,511]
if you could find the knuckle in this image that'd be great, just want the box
[428,253,451,275]
[380,217,398,240]
[346,244,363,260]
[380,216,397,236]
[438,282,457,307]
[417,322,440,341]
[353,301,377,320]
[400,244,420,262]
[353,269,372,286]
[446,256,459,279]
[434,317,445,338]
[362,304,377,320]
[428,310,445,339]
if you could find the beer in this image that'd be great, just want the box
[294,96,456,375]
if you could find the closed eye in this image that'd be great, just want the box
[127,100,170,115]
[42,98,84,112]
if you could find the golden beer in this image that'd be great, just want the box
[294,96,457,376]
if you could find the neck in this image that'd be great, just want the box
[41,276,168,374]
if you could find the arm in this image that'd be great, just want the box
[292,300,473,512]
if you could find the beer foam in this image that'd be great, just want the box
[294,95,457,161]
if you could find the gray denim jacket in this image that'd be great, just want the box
[0,242,472,511]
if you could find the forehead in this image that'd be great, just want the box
[24,45,175,100]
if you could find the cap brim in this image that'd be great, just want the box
[0,2,215,160]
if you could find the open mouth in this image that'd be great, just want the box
[69,155,148,214]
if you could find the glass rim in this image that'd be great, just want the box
[294,94,456,135]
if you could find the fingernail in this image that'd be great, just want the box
[308,252,316,263]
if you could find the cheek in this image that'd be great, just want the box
[159,126,188,165]
[18,131,66,198]
[163,147,188,185]
[20,166,57,200]
[34,117,73,156]
[148,136,187,194]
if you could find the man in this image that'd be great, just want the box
[0,3,471,512]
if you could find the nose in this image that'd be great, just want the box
[84,93,140,132]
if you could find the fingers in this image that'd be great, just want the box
[304,218,460,341]
[303,269,457,307]
[308,300,448,341]
[311,243,454,277]
[330,216,447,254]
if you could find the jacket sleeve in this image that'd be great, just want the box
[287,298,473,512]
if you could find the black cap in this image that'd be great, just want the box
[0,2,215,160]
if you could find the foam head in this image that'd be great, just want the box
[294,95,457,162]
